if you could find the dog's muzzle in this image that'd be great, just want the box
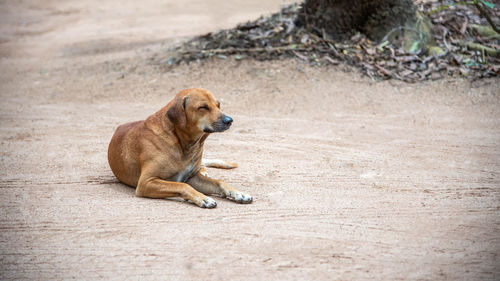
[204,114,233,133]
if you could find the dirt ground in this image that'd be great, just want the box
[1,0,499,280]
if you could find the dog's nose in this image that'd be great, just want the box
[222,115,233,125]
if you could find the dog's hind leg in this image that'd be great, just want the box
[201,159,238,169]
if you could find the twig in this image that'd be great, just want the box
[460,17,469,34]
[182,45,309,55]
[375,64,392,76]
[292,50,308,61]
[324,56,340,65]
[442,27,452,52]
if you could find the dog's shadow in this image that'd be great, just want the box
[86,174,135,196]
[108,182,136,196]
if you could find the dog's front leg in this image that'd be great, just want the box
[187,173,253,204]
[136,176,217,208]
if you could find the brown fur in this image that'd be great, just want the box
[107,88,252,208]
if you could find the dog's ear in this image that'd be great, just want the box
[167,95,189,128]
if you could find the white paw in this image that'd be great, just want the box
[227,191,253,204]
[200,197,217,208]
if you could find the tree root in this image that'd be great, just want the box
[458,40,500,57]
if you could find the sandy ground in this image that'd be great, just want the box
[1,0,499,280]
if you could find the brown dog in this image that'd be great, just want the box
[107,88,252,208]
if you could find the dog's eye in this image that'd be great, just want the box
[198,105,209,111]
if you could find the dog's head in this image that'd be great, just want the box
[167,88,233,133]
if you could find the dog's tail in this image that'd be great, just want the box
[201,159,238,169]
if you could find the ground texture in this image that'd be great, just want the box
[0,0,499,280]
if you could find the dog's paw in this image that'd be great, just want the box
[226,191,253,204]
[199,196,217,208]
[199,167,209,177]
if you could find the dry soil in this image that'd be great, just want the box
[1,0,499,280]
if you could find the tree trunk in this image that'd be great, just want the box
[298,0,418,42]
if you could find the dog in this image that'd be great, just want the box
[107,88,252,208]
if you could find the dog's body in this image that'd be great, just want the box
[107,88,252,208]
